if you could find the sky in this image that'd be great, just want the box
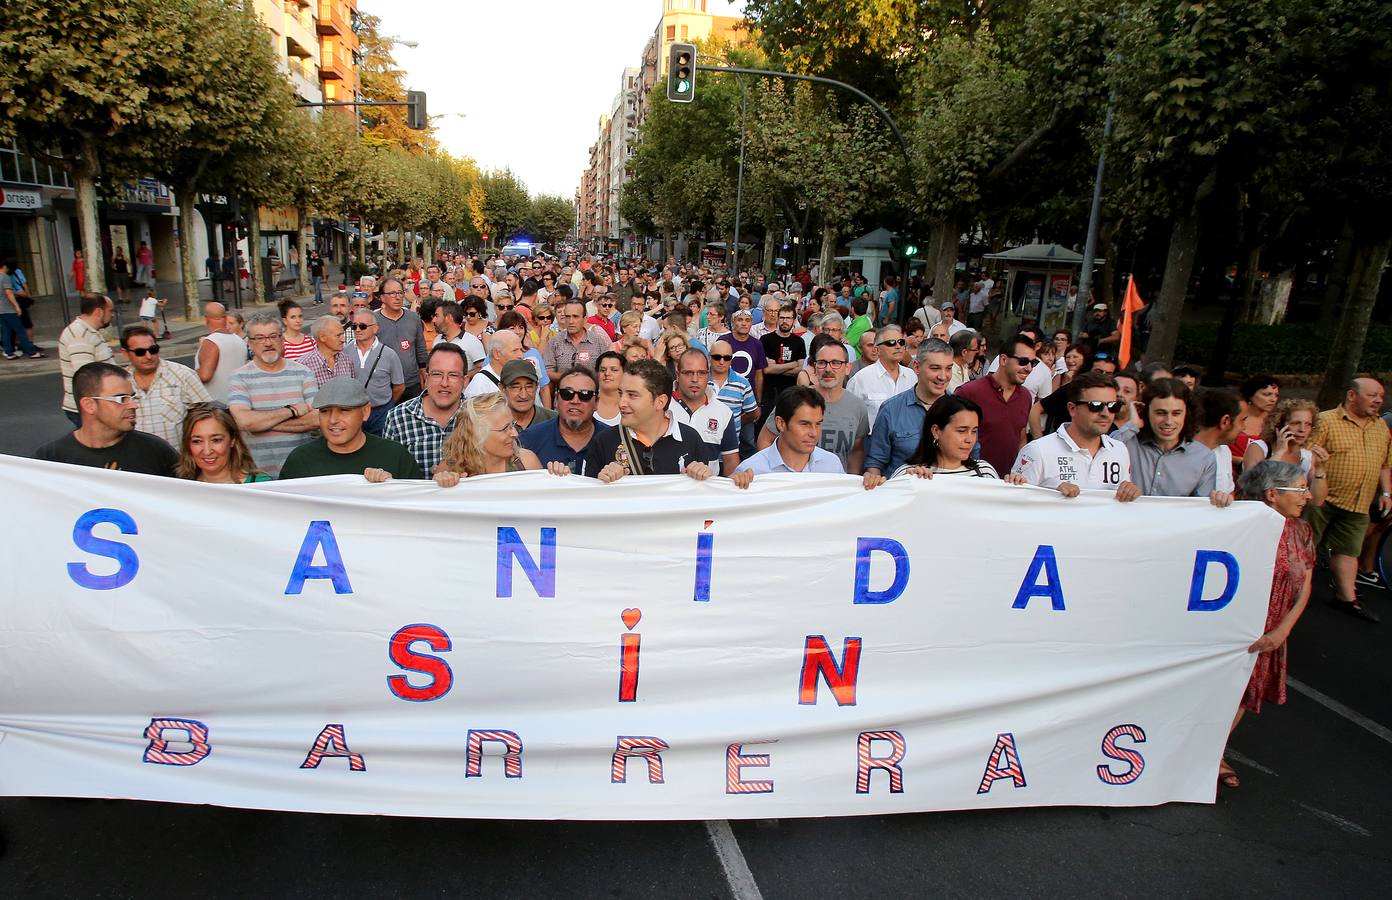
[358,0,746,200]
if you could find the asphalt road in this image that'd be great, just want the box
[1,355,1390,897]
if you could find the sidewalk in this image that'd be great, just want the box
[0,290,325,380]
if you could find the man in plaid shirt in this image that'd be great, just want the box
[120,324,211,446]
[383,343,467,476]
[299,316,356,387]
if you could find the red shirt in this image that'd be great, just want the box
[955,375,1033,476]
[587,314,617,341]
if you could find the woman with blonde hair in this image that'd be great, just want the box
[1241,398,1328,504]
[432,393,545,486]
[177,403,269,483]
[613,309,654,356]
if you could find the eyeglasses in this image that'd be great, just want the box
[496,304,515,312]
[92,393,139,405]
[557,387,597,402]
[1094,352,1113,360]
[679,369,709,377]
[247,334,282,343]
[125,344,160,357]
[535,315,553,323]
[813,359,847,369]
[382,290,404,297]
[1271,485,1311,494]
[471,283,487,289]
[352,322,374,331]
[426,370,465,381]
[465,311,483,319]
[1076,399,1126,414]
[1008,355,1040,367]
[877,339,905,348]
[709,353,734,362]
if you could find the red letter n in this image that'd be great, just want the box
[798,635,862,706]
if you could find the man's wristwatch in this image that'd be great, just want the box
[284,405,297,419]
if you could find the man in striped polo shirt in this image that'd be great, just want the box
[228,311,319,478]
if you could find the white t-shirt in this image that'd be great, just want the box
[1212,443,1235,493]
[139,296,160,319]
[1012,426,1131,492]
[846,361,918,426]
[891,460,1000,479]
[462,365,504,398]
[434,331,487,369]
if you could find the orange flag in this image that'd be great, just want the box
[1118,275,1146,370]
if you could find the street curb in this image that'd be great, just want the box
[0,293,326,381]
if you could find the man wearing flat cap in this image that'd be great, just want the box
[278,376,424,481]
[500,358,557,433]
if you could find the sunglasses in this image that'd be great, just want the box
[353,322,374,330]
[877,339,905,348]
[125,344,160,356]
[709,354,733,362]
[1076,399,1126,414]
[1008,355,1040,367]
[557,387,598,402]
[535,315,553,322]
[497,304,515,311]
[466,311,483,319]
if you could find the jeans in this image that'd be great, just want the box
[312,275,323,304]
[1,312,40,355]
[365,403,391,435]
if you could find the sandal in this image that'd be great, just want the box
[1218,758,1240,789]
[1327,597,1381,623]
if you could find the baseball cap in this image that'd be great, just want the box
[1092,303,1108,311]
[313,376,370,409]
[500,359,539,385]
[731,308,754,320]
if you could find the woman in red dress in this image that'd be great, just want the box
[1220,460,1315,788]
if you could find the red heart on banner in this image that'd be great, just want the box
[621,608,642,630]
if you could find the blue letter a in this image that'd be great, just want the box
[285,521,352,595]
[1012,545,1066,610]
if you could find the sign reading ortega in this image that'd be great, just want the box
[0,457,1282,819]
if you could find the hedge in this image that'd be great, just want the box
[1172,323,1392,376]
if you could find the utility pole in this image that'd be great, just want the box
[1072,91,1116,342]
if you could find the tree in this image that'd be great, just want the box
[529,195,577,246]
[356,12,434,155]
[0,0,210,294]
[469,170,530,246]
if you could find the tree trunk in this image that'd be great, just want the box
[395,224,405,266]
[929,217,959,306]
[1238,244,1263,323]
[297,208,311,297]
[1255,268,1294,325]
[178,191,201,319]
[1317,218,1357,337]
[358,221,367,276]
[1204,244,1251,385]
[924,224,942,300]
[74,153,106,295]
[818,221,835,285]
[248,209,265,305]
[1142,205,1203,366]
[1318,232,1391,409]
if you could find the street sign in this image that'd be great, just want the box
[0,187,42,211]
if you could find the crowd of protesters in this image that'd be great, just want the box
[30,249,1392,791]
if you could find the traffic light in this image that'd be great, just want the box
[406,91,427,130]
[888,231,919,263]
[667,43,696,103]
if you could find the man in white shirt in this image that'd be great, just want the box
[1012,370,1140,500]
[846,324,917,425]
[1192,388,1244,494]
[668,348,739,475]
[431,301,486,376]
[463,329,525,398]
[940,302,969,337]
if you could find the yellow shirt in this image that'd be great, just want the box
[1309,406,1392,512]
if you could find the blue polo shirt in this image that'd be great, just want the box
[518,418,611,476]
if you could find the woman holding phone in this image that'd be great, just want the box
[1241,399,1328,507]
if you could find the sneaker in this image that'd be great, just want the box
[1355,570,1388,590]
[3,352,19,360]
[27,351,44,359]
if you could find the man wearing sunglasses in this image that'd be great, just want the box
[36,361,178,476]
[1012,370,1139,500]
[847,324,917,427]
[956,333,1038,476]
[351,310,405,435]
[119,324,212,447]
[520,368,611,475]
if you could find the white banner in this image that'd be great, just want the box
[0,456,1283,820]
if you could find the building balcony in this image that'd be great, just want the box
[317,0,353,37]
[319,40,355,83]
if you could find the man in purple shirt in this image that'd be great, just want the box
[956,333,1036,475]
[719,307,767,401]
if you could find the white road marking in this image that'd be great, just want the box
[1294,802,1372,837]
[1288,677,1392,745]
[1225,749,1277,776]
[705,820,763,900]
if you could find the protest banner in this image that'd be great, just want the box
[0,456,1283,819]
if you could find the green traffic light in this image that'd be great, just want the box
[678,79,691,94]
[904,243,918,256]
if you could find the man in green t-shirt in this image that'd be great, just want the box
[279,376,424,481]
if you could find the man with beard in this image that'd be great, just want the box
[226,312,319,477]
[519,367,611,476]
